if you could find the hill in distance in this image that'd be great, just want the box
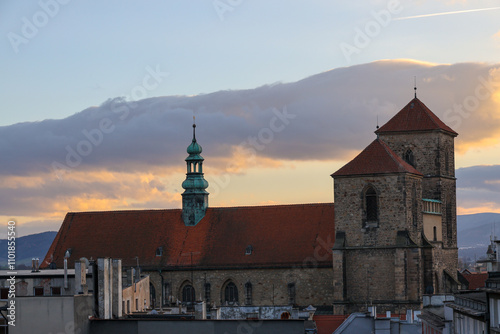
[0,231,57,269]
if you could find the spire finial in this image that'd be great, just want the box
[376,115,379,138]
[192,115,196,141]
[414,76,417,98]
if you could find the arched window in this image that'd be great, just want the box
[244,282,252,305]
[182,284,195,305]
[404,149,415,167]
[224,282,238,304]
[365,186,378,225]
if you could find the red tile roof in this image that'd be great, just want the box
[42,203,335,270]
[462,273,488,290]
[375,98,457,136]
[332,138,423,177]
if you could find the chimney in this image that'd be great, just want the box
[31,258,36,272]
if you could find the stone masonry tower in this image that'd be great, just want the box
[181,122,209,226]
[331,97,458,314]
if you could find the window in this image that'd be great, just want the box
[34,287,44,296]
[245,245,253,255]
[163,283,171,305]
[135,298,138,311]
[182,284,195,304]
[127,300,130,313]
[404,149,415,167]
[224,282,238,304]
[433,226,437,242]
[156,247,163,257]
[288,283,296,305]
[204,283,211,303]
[51,287,61,295]
[245,282,252,305]
[364,186,378,226]
[0,288,9,300]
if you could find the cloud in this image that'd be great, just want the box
[1,59,500,230]
[495,30,500,44]
[1,59,499,177]
[457,165,500,214]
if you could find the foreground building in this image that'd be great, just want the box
[43,95,459,319]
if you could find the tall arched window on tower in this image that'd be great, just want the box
[404,149,415,167]
[224,282,238,305]
[364,186,378,228]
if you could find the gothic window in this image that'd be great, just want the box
[404,149,415,167]
[224,282,238,304]
[204,283,211,303]
[364,186,378,226]
[244,282,252,305]
[288,283,296,305]
[182,284,195,305]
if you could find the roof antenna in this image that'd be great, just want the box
[414,76,417,98]
[376,115,379,138]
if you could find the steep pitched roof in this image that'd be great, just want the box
[375,98,457,136]
[42,203,335,270]
[332,138,422,177]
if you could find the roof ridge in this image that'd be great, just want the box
[65,202,334,216]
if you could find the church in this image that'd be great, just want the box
[42,94,458,314]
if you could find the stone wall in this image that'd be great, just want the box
[146,266,334,309]
[378,132,455,178]
[333,173,423,247]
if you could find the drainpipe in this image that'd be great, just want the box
[64,250,70,289]
[159,269,164,311]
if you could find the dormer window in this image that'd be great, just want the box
[404,149,415,167]
[156,247,163,257]
[245,245,253,255]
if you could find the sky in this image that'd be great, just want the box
[1,0,499,237]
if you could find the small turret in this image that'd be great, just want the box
[181,123,209,226]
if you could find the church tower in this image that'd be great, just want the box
[181,122,209,226]
[331,96,458,314]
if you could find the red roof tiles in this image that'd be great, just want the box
[463,273,488,290]
[375,98,457,136]
[332,138,422,177]
[42,203,335,270]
